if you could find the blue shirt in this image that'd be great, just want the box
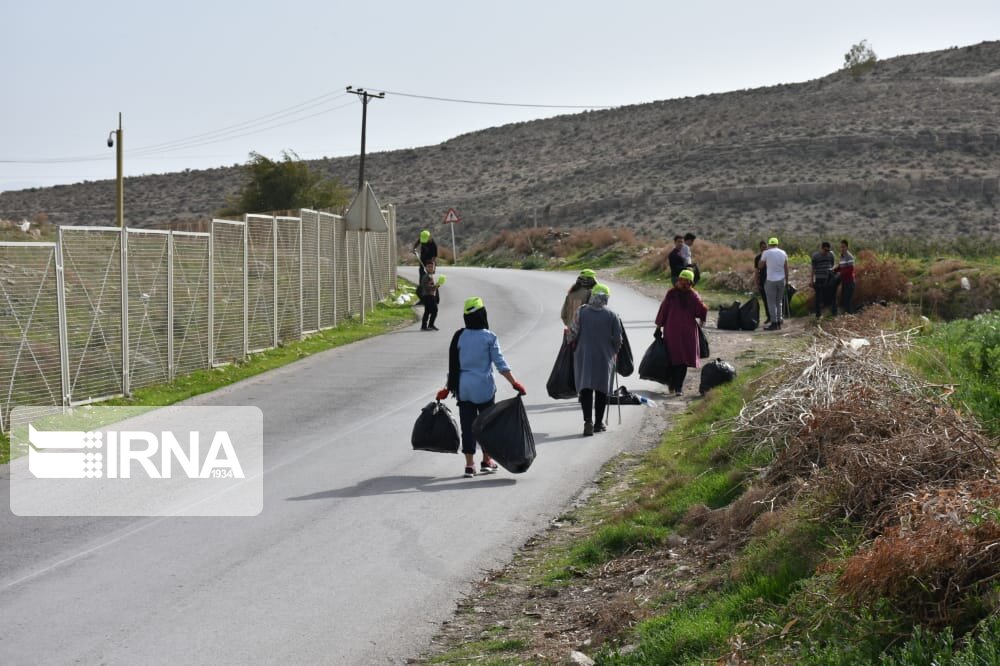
[457,328,510,404]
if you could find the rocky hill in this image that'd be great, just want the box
[2,40,998,250]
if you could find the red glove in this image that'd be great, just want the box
[436,388,449,401]
[512,381,527,396]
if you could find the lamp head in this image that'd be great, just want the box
[107,131,115,148]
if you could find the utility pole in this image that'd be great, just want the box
[107,112,124,227]
[345,87,384,191]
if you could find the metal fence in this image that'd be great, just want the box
[0,206,397,432]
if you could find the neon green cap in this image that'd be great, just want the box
[679,269,695,281]
[420,230,430,243]
[768,237,779,246]
[463,296,484,313]
[579,269,596,279]
[591,283,610,296]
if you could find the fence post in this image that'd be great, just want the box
[315,214,321,331]
[208,224,215,366]
[243,221,249,357]
[298,217,304,339]
[167,232,175,380]
[55,228,71,406]
[121,226,130,397]
[271,217,278,347]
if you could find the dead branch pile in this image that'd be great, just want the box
[836,478,1000,628]
[709,312,1000,628]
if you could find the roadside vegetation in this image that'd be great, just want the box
[419,228,999,665]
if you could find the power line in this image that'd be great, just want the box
[0,91,357,165]
[365,87,613,109]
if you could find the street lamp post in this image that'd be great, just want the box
[107,112,123,227]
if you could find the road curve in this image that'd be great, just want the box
[0,267,671,665]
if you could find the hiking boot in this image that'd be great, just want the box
[764,323,779,331]
[429,325,439,331]
[480,459,498,474]
[463,466,476,478]
[594,422,607,433]
[583,421,594,437]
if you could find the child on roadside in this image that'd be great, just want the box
[419,260,441,331]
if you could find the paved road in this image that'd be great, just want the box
[0,267,671,665]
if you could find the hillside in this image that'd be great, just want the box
[2,41,998,249]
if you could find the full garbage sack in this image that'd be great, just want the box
[699,359,737,395]
[546,337,577,399]
[638,337,671,384]
[616,326,634,377]
[472,395,536,474]
[411,401,461,453]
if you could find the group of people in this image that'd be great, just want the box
[667,233,698,285]
[422,227,861,478]
[559,266,705,436]
[754,237,857,329]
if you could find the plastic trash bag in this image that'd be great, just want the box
[411,401,461,453]
[638,337,671,384]
[472,395,536,474]
[546,337,577,399]
[699,358,737,395]
[616,326,634,377]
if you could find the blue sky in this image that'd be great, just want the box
[2,0,997,193]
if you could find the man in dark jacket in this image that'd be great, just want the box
[668,236,686,285]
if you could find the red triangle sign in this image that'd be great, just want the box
[443,208,461,224]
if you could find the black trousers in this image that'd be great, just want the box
[668,365,688,393]
[421,295,438,328]
[579,389,608,424]
[457,399,494,455]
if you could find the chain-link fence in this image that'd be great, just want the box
[0,207,397,431]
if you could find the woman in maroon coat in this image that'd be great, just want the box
[654,269,708,396]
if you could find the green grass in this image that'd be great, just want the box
[425,637,528,665]
[907,311,1000,435]
[0,291,417,463]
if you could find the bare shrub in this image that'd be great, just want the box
[854,250,910,304]
[836,478,1000,628]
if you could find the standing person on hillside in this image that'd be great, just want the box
[835,239,856,314]
[561,269,597,327]
[412,229,438,282]
[753,239,770,326]
[811,241,838,318]
[419,260,442,331]
[654,269,707,396]
[759,237,789,330]
[436,297,526,478]
[668,236,687,286]
[566,284,622,436]
[682,233,701,285]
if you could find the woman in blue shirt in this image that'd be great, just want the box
[437,297,526,477]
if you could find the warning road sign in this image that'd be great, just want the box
[443,208,461,224]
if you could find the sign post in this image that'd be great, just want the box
[444,207,460,265]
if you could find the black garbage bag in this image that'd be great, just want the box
[607,385,642,405]
[739,296,760,331]
[717,302,741,330]
[616,326,634,377]
[546,337,577,399]
[472,395,536,473]
[638,337,671,384]
[411,401,461,453]
[699,359,737,395]
[698,325,710,359]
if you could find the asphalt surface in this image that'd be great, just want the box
[0,267,671,665]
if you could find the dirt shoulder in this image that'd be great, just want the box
[411,279,806,665]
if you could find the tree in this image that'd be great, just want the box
[843,40,877,80]
[219,150,350,216]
